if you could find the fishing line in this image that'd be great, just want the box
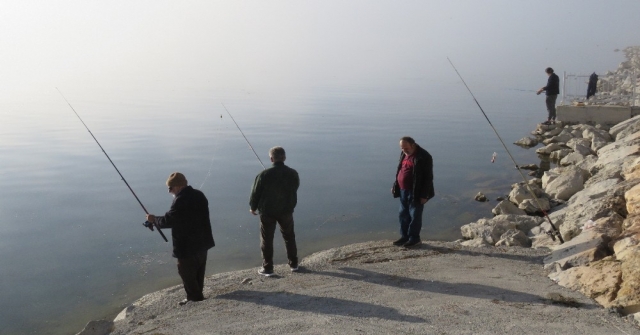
[56,88,168,242]
[221,103,266,169]
[446,59,564,243]
[198,156,216,190]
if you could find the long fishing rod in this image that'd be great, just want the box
[446,59,564,243]
[221,103,266,169]
[56,88,168,242]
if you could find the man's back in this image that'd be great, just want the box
[250,162,299,216]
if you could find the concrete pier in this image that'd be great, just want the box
[557,105,640,125]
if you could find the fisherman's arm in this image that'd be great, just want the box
[249,174,262,215]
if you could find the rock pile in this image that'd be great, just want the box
[460,115,640,319]
[587,46,640,106]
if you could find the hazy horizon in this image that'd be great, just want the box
[2,1,638,105]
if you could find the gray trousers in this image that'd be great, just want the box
[546,94,557,121]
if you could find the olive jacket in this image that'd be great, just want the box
[250,162,300,216]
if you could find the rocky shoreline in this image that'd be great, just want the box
[461,115,640,317]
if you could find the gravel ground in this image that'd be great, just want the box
[109,240,640,335]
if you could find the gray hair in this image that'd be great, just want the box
[269,146,286,162]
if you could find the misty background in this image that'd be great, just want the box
[1,1,639,334]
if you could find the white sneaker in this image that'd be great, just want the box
[258,268,274,277]
[290,266,299,272]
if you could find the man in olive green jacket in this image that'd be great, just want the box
[250,146,300,276]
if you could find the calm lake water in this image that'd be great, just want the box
[0,82,545,334]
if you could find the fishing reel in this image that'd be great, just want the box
[545,230,556,241]
[142,221,155,231]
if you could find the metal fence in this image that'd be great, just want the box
[561,71,638,107]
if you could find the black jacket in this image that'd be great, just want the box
[155,186,215,258]
[393,145,435,201]
[250,162,299,216]
[544,73,560,96]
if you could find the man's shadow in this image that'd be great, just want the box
[218,289,427,323]
[317,267,595,309]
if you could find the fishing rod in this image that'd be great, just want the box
[221,103,266,169]
[56,88,168,242]
[446,59,564,243]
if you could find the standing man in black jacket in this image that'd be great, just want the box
[537,67,560,125]
[250,146,300,277]
[392,136,434,248]
[146,172,215,306]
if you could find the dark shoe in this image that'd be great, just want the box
[403,239,422,248]
[258,267,274,277]
[542,121,551,125]
[178,299,189,306]
[393,237,409,246]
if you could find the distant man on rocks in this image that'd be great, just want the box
[250,146,300,277]
[536,67,560,125]
[146,172,215,306]
[392,137,434,248]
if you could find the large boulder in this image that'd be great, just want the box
[460,214,543,245]
[612,250,640,314]
[460,217,515,245]
[545,166,585,201]
[542,127,563,137]
[560,179,623,241]
[560,152,587,167]
[508,182,543,206]
[575,155,598,173]
[590,213,624,241]
[622,156,640,180]
[610,115,640,141]
[495,229,531,247]
[518,197,551,214]
[543,230,611,270]
[536,143,565,155]
[567,137,592,150]
[514,136,538,147]
[584,156,628,188]
[582,126,613,152]
[550,148,573,161]
[626,182,640,215]
[492,200,526,215]
[549,130,574,144]
[548,258,621,308]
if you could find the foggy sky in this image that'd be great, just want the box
[1,0,639,102]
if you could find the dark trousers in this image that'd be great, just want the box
[260,213,298,271]
[545,94,557,121]
[177,250,208,301]
[398,189,425,241]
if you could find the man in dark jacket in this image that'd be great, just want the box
[537,67,560,125]
[146,172,215,305]
[250,146,300,277]
[392,137,434,248]
[587,72,598,99]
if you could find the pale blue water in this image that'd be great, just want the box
[0,83,544,334]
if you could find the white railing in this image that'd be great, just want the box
[561,71,638,107]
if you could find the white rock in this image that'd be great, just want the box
[545,166,585,201]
